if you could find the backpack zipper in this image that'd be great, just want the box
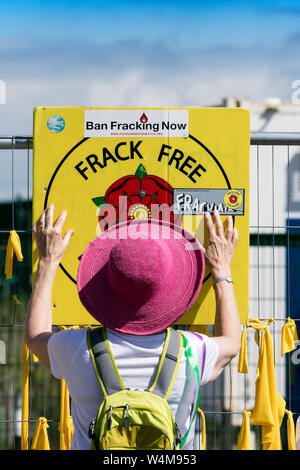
[107,405,113,430]
[124,404,130,430]
[103,404,178,438]
[175,422,182,447]
[88,418,96,439]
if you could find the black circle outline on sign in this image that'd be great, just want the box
[188,134,233,284]
[43,134,232,286]
[44,137,89,284]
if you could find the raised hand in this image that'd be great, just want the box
[203,210,238,280]
[33,204,74,267]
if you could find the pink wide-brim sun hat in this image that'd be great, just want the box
[77,218,205,335]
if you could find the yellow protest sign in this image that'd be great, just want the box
[33,107,250,325]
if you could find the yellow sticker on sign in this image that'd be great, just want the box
[33,107,250,326]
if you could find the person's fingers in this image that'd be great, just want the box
[45,204,54,228]
[213,210,224,238]
[232,227,238,245]
[225,216,234,240]
[39,211,46,228]
[33,210,46,233]
[204,212,216,240]
[54,210,68,233]
[63,229,75,245]
[32,223,38,240]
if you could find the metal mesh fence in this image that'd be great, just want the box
[0,133,300,450]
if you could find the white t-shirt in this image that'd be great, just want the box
[48,327,218,450]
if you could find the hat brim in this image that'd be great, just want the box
[77,219,205,335]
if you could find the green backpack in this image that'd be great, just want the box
[86,326,200,451]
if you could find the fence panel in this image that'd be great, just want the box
[0,133,300,450]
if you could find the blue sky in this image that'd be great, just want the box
[1,0,300,47]
[1,0,300,49]
[0,0,300,135]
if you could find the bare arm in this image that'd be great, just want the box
[203,210,241,382]
[24,205,74,372]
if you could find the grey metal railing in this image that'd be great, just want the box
[1,132,300,450]
[1,132,300,148]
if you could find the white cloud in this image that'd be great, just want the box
[0,37,298,135]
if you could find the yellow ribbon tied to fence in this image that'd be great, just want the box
[21,341,29,450]
[238,326,248,374]
[21,340,41,450]
[285,410,296,450]
[197,408,206,450]
[57,325,89,450]
[250,320,286,449]
[238,318,264,374]
[31,417,50,450]
[237,411,252,450]
[5,230,23,279]
[281,317,298,357]
[58,379,74,450]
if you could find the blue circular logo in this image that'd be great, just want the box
[47,115,65,133]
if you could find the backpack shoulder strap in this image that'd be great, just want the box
[179,333,201,448]
[147,328,183,400]
[87,326,126,397]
